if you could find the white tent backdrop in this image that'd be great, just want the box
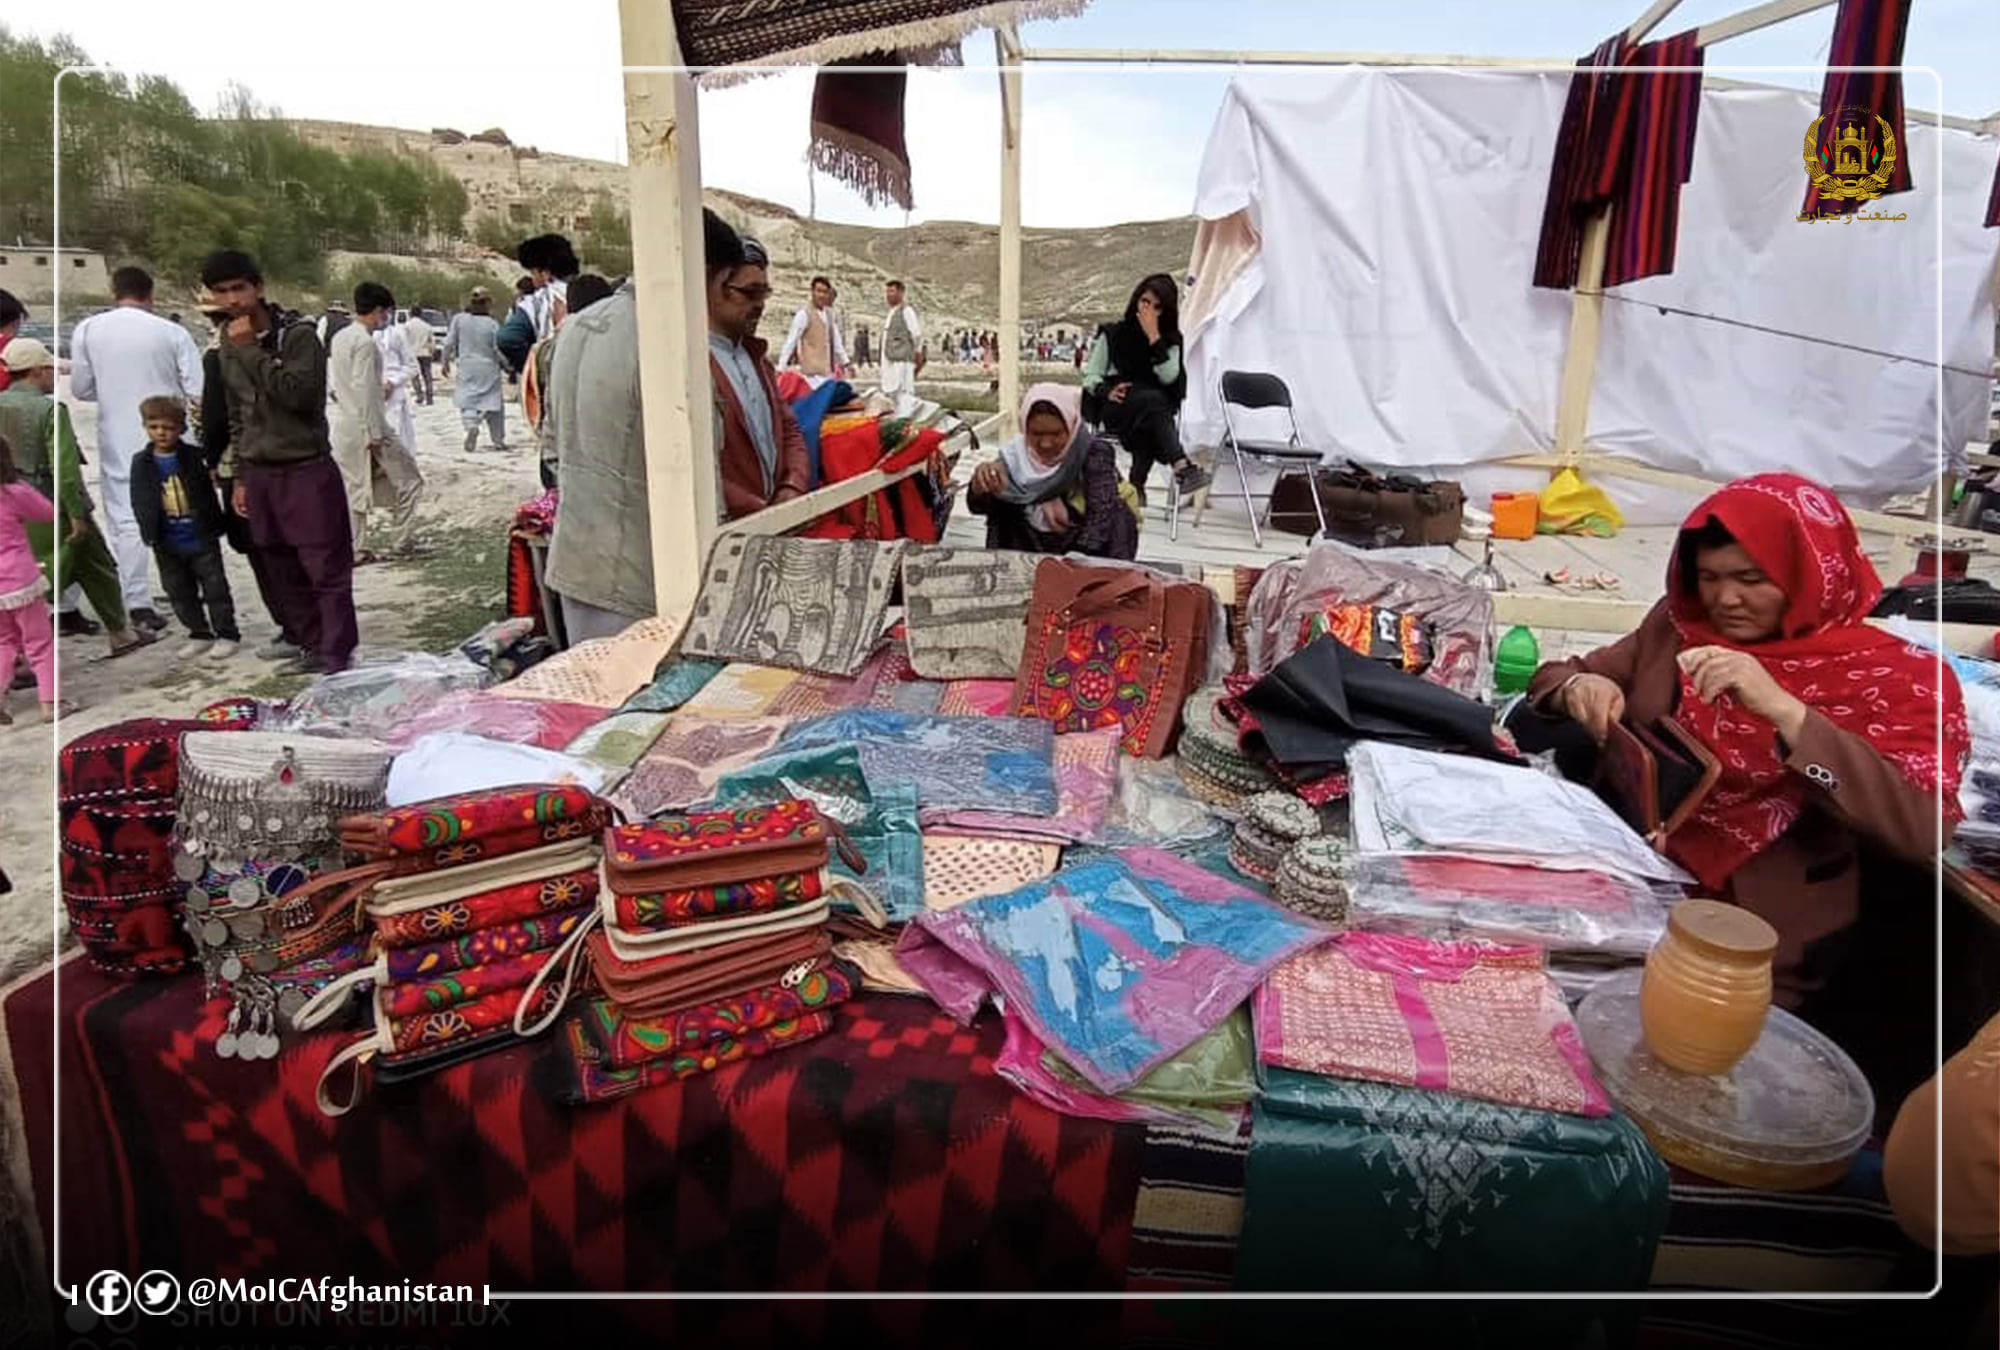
[1182,70,1998,516]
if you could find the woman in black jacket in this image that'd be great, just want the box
[1081,274,1210,509]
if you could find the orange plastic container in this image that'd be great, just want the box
[1490,492,1539,540]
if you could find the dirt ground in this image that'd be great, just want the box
[0,370,540,985]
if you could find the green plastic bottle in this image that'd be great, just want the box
[1493,624,1540,695]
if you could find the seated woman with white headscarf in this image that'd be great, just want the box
[965,383,1139,560]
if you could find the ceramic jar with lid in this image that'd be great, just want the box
[1639,899,1778,1076]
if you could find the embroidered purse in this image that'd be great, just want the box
[573,957,863,1071]
[339,783,612,874]
[1010,559,1216,759]
[601,800,866,917]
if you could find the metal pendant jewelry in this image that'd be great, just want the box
[220,953,244,982]
[215,1002,241,1059]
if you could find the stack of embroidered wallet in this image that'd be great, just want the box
[291,784,612,1115]
[559,798,878,1104]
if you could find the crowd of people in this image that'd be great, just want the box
[0,216,1224,720]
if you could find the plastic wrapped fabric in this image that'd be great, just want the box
[458,616,553,682]
[1243,542,1493,696]
[775,710,1057,816]
[896,847,1328,1093]
[921,728,1121,843]
[1253,933,1611,1117]
[269,653,493,739]
[1235,1067,1669,1292]
[996,1007,1252,1134]
[1342,853,1674,958]
[380,690,607,752]
[710,743,924,923]
[384,732,621,806]
[1348,742,1690,886]
[1094,755,1231,848]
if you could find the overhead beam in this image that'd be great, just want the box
[617,0,715,627]
[997,27,1024,439]
[1626,0,1687,43]
[1693,0,1835,48]
[1017,47,1566,67]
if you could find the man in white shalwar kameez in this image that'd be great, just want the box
[327,284,423,561]
[66,265,204,630]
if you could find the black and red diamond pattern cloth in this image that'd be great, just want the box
[11,959,1143,1291]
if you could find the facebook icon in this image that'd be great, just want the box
[84,1270,132,1316]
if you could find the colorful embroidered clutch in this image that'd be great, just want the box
[574,957,862,1070]
[558,1010,837,1105]
[603,799,863,897]
[342,784,611,874]
[611,867,827,933]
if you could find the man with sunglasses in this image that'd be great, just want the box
[707,233,810,521]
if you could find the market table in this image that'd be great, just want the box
[4,957,1920,1302]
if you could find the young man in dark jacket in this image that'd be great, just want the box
[204,249,357,674]
[130,395,237,656]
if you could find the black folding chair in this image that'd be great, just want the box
[1201,370,1326,547]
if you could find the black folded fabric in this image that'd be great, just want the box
[1873,577,2000,625]
[1240,636,1509,769]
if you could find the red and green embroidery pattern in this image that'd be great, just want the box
[579,959,859,1069]
[614,867,823,932]
[385,947,566,1018]
[608,799,822,865]
[1018,617,1163,755]
[373,868,598,948]
[561,1010,836,1103]
[365,784,607,854]
[387,912,583,980]
[388,983,565,1053]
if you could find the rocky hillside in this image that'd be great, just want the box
[289,120,1194,336]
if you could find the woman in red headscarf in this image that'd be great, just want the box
[1529,473,1968,1006]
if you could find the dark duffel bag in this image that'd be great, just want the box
[1267,462,1465,546]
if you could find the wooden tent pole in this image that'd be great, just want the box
[618,0,716,625]
[998,26,1024,438]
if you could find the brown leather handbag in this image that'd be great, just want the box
[1010,559,1216,759]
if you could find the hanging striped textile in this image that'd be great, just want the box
[1604,31,1703,288]
[1532,35,1628,291]
[1801,0,1915,217]
[1532,32,1704,291]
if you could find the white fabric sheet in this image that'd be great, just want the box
[1347,741,1692,886]
[1183,71,1999,518]
[385,731,619,807]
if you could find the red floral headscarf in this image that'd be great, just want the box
[1665,473,1967,888]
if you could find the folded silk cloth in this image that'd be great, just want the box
[618,658,727,714]
[677,664,803,719]
[1254,932,1610,1117]
[996,1007,1253,1135]
[562,711,672,770]
[897,847,1327,1093]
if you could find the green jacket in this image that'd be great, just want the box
[0,384,91,523]
[212,302,331,475]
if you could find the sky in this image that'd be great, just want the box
[22,0,2000,228]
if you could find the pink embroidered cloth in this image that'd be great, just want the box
[937,679,1015,717]
[919,728,1120,843]
[1253,931,1610,1117]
